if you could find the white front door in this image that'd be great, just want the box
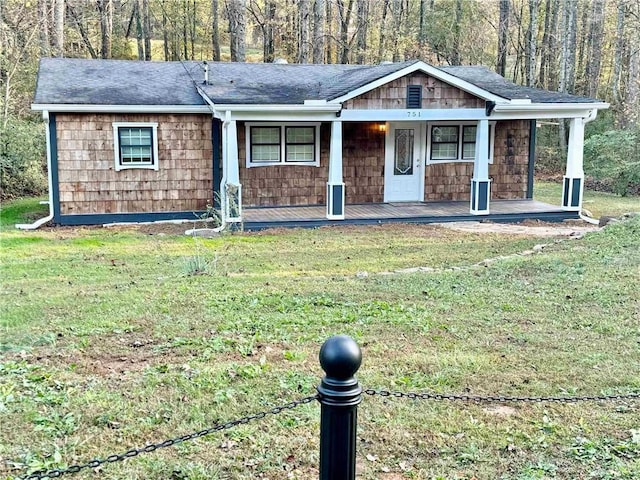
[384,122,424,202]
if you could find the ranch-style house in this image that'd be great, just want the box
[31,58,608,228]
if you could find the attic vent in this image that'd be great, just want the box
[406,85,422,109]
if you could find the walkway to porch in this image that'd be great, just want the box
[242,199,578,230]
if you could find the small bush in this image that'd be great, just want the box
[584,128,640,196]
[0,118,47,200]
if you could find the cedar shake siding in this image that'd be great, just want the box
[342,72,486,110]
[239,123,330,207]
[56,114,212,215]
[425,120,530,201]
[490,120,530,199]
[343,122,385,204]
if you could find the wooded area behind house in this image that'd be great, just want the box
[1,0,639,200]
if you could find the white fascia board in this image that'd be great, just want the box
[331,61,508,104]
[224,111,339,122]
[339,108,488,122]
[31,104,211,113]
[213,104,342,112]
[491,102,609,120]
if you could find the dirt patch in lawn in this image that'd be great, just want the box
[435,219,600,237]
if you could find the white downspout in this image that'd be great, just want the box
[16,111,54,230]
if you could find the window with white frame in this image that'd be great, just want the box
[246,123,320,167]
[112,122,159,171]
[427,123,494,164]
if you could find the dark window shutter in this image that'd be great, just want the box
[406,85,422,109]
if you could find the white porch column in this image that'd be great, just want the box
[470,119,491,215]
[327,121,345,220]
[222,114,242,222]
[562,117,585,211]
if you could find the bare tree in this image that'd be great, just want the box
[312,0,325,63]
[143,0,151,60]
[355,0,369,64]
[212,0,221,60]
[67,4,98,58]
[612,0,625,101]
[390,0,405,62]
[585,0,605,97]
[526,0,539,86]
[54,0,64,57]
[377,0,390,62]
[38,0,50,56]
[337,0,354,63]
[497,0,510,76]
[97,0,113,59]
[227,0,246,62]
[298,0,310,63]
[451,0,463,65]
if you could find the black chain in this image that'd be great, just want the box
[364,388,640,404]
[19,394,318,480]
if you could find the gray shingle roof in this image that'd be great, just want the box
[440,65,600,103]
[34,58,205,105]
[34,58,602,107]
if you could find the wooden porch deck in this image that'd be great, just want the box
[242,199,578,230]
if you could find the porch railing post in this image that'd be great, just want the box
[317,335,363,480]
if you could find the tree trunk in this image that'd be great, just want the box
[68,4,98,58]
[211,0,221,60]
[585,0,604,98]
[575,1,589,93]
[133,0,144,60]
[38,0,50,56]
[526,0,538,87]
[264,1,275,62]
[418,0,427,52]
[355,0,368,64]
[627,11,639,127]
[143,0,151,60]
[97,0,112,59]
[298,0,310,63]
[612,0,625,102]
[162,1,170,60]
[377,0,390,62]
[559,0,577,94]
[337,0,355,64]
[497,0,509,76]
[312,0,325,63]
[54,0,64,57]
[227,0,246,62]
[326,0,333,63]
[538,0,552,87]
[391,0,404,62]
[451,0,462,65]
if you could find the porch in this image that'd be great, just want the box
[242,199,578,230]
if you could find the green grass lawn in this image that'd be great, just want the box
[534,181,640,218]
[1,199,639,479]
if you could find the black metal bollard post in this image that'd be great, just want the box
[317,335,363,480]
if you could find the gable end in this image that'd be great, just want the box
[342,72,486,110]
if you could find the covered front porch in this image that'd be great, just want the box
[242,198,577,230]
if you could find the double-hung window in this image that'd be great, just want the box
[428,123,494,164]
[246,123,320,167]
[112,122,159,171]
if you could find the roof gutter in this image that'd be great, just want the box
[493,102,609,113]
[16,111,54,230]
[31,104,211,113]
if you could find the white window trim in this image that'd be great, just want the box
[426,121,495,165]
[112,122,159,171]
[245,122,321,167]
